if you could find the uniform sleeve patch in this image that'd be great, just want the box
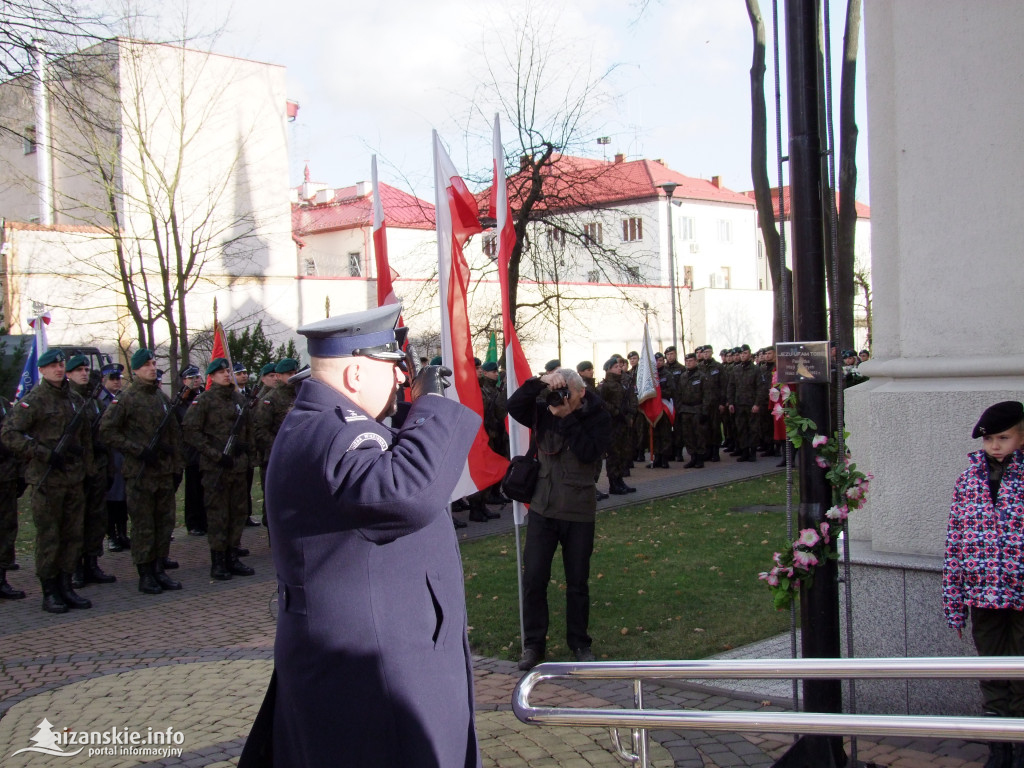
[346,432,389,452]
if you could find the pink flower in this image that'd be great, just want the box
[846,485,864,500]
[759,569,780,587]
[780,384,791,399]
[772,403,785,419]
[812,435,828,448]
[815,455,829,469]
[797,528,821,548]
[826,504,849,522]
[819,522,830,543]
[792,549,819,568]
[769,387,781,403]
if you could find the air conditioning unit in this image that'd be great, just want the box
[689,242,700,253]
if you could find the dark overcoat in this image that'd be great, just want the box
[247,378,481,768]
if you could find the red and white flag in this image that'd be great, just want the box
[434,131,509,500]
[371,156,403,316]
[492,115,531,525]
[637,322,664,426]
[206,321,237,390]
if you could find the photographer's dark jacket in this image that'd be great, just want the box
[507,378,611,522]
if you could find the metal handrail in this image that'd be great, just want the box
[513,657,1024,766]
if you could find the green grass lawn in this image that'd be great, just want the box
[462,474,797,664]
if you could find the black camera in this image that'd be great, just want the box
[544,387,570,407]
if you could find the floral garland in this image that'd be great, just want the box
[758,383,874,610]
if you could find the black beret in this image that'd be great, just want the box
[973,401,1024,439]
[685,352,697,360]
[740,344,751,352]
[664,345,677,354]
[627,351,639,358]
[654,352,664,360]
[473,357,481,367]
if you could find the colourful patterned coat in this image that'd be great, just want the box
[943,449,1024,629]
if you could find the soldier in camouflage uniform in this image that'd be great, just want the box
[0,397,26,599]
[99,349,185,594]
[698,346,725,462]
[2,348,94,613]
[66,355,117,587]
[726,344,769,462]
[183,357,255,580]
[651,352,675,468]
[675,353,707,468]
[252,361,281,527]
[663,347,686,461]
[256,358,300,523]
[626,351,647,462]
[598,357,636,495]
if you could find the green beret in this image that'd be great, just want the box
[130,349,155,370]
[275,358,298,374]
[481,361,498,372]
[259,362,278,377]
[206,357,229,376]
[429,356,442,366]
[66,354,90,372]
[37,348,66,367]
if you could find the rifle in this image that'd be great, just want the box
[39,379,104,486]
[135,385,188,481]
[222,382,266,461]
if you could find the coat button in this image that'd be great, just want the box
[415,417,425,424]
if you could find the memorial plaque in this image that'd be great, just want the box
[775,341,830,384]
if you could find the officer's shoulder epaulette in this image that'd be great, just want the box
[338,408,367,423]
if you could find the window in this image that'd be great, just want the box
[721,266,731,289]
[583,222,603,245]
[23,125,36,155]
[587,269,600,283]
[683,265,694,288]
[303,257,317,276]
[709,273,718,289]
[625,266,642,284]
[347,252,362,277]
[678,217,695,240]
[621,217,643,242]
[717,219,732,242]
[546,226,565,250]
[482,232,497,259]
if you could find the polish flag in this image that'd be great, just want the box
[637,323,664,426]
[371,156,403,319]
[433,131,509,500]
[492,115,532,525]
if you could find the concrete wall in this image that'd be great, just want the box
[845,0,1024,715]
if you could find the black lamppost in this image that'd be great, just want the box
[656,182,679,349]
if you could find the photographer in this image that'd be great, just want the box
[507,367,612,671]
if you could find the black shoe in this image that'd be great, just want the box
[736,449,751,462]
[227,551,255,576]
[683,456,699,468]
[137,563,163,595]
[596,490,609,501]
[469,509,490,523]
[107,537,124,552]
[656,455,671,469]
[710,446,720,462]
[41,577,68,613]
[245,516,261,527]
[452,498,470,512]
[453,518,468,529]
[573,646,596,662]
[518,648,544,671]
[210,550,232,581]
[484,508,501,519]
[59,572,92,609]
[608,478,636,495]
[0,570,25,600]
[154,561,182,590]
[84,555,116,584]
[747,448,757,462]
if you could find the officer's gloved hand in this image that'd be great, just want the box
[47,451,66,471]
[411,365,453,400]
[140,446,159,465]
[217,454,234,470]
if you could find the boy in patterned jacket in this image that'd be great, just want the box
[943,400,1024,768]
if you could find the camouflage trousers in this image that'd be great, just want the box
[31,482,85,579]
[605,419,633,479]
[677,412,706,457]
[0,479,18,568]
[733,406,760,451]
[126,478,177,566]
[204,470,249,552]
[83,474,109,558]
[653,417,673,455]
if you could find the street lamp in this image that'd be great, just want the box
[656,182,679,349]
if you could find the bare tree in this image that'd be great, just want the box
[853,263,871,351]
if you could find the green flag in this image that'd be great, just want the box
[485,331,498,364]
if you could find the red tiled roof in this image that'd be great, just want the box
[479,155,755,216]
[743,186,870,220]
[292,182,435,236]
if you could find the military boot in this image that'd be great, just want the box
[227,549,255,576]
[736,448,751,462]
[41,577,68,613]
[683,453,700,468]
[747,447,757,462]
[655,454,671,469]
[137,562,162,594]
[710,445,721,462]
[468,498,490,523]
[84,555,116,584]
[71,559,86,589]
[153,560,182,591]
[0,569,26,600]
[689,453,705,469]
[210,550,232,581]
[161,556,179,570]
[58,572,92,609]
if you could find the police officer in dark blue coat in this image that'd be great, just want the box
[239,303,482,768]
